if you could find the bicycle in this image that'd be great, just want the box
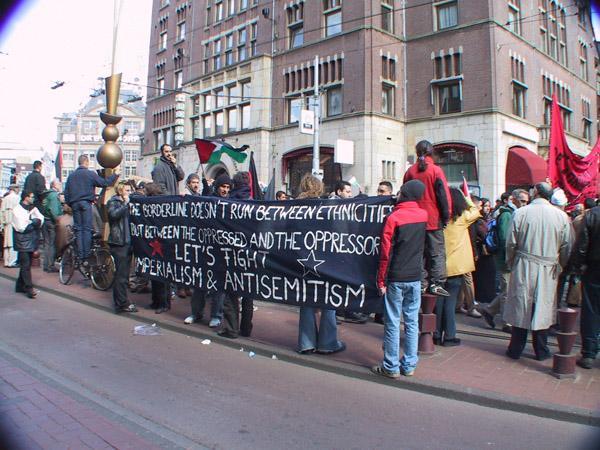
[59,225,116,291]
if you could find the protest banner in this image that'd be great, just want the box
[130,196,394,312]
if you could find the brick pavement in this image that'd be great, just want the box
[0,354,163,450]
[2,265,599,421]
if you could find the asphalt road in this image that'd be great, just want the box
[0,276,598,450]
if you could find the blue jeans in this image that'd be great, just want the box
[298,307,341,352]
[72,201,93,259]
[435,275,462,341]
[191,289,224,320]
[383,281,421,374]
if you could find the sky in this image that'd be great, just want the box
[0,0,151,157]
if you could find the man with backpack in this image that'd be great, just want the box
[478,189,529,331]
[39,180,64,272]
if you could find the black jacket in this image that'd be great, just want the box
[107,195,130,246]
[23,171,46,208]
[230,184,251,200]
[571,206,600,277]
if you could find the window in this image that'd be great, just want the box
[241,81,251,100]
[206,3,212,26]
[324,0,342,37]
[558,10,567,64]
[225,33,234,65]
[174,70,183,89]
[125,166,136,177]
[213,39,222,71]
[381,0,394,33]
[543,74,571,131]
[578,5,587,29]
[203,115,212,137]
[241,104,251,129]
[288,4,304,49]
[228,0,235,16]
[157,78,165,96]
[251,22,257,56]
[124,150,137,163]
[288,97,304,123]
[177,21,186,41]
[381,84,394,115]
[240,0,248,10]
[203,43,211,74]
[433,144,477,183]
[228,84,240,104]
[579,42,588,81]
[582,98,592,142]
[431,51,462,114]
[215,112,224,135]
[435,1,457,30]
[326,87,342,116]
[215,88,225,108]
[82,120,97,134]
[507,1,521,35]
[192,117,201,138]
[511,56,526,118]
[382,55,396,82]
[203,93,213,112]
[228,108,238,132]
[159,32,167,51]
[540,1,566,63]
[381,160,396,181]
[215,0,224,22]
[238,28,247,61]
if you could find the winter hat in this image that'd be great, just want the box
[551,188,568,207]
[214,174,232,188]
[399,180,426,202]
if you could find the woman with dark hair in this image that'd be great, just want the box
[473,198,497,304]
[436,188,480,346]
[403,140,452,297]
[297,174,345,354]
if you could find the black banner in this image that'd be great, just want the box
[130,196,393,312]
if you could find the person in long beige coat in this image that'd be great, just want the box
[1,185,20,267]
[504,182,572,361]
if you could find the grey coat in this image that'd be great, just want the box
[151,157,184,196]
[503,198,572,330]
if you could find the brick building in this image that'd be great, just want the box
[140,0,597,199]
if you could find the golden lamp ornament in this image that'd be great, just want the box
[97,73,123,170]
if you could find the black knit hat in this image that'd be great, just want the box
[214,174,232,188]
[399,180,425,202]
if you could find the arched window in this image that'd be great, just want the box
[432,142,477,183]
[282,147,342,197]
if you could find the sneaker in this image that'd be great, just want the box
[401,367,415,377]
[429,284,449,297]
[577,357,594,369]
[481,310,496,329]
[340,312,368,324]
[371,365,400,379]
[467,309,482,318]
[208,318,221,328]
[458,305,468,314]
[501,324,512,334]
[184,315,197,325]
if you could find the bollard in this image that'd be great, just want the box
[551,308,579,379]
[418,294,437,354]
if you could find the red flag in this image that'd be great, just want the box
[461,175,469,198]
[548,94,600,206]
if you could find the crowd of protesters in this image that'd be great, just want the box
[1,141,599,377]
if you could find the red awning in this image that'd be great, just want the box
[505,146,547,189]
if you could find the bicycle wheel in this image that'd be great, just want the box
[90,248,116,291]
[59,245,76,285]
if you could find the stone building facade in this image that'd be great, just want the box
[141,0,597,200]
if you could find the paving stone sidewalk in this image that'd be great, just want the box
[0,354,163,450]
[2,265,599,424]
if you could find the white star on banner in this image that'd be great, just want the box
[297,250,326,277]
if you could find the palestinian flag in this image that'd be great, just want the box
[195,139,248,164]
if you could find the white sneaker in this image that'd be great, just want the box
[184,315,196,325]
[209,318,221,328]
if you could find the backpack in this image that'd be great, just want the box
[484,209,509,254]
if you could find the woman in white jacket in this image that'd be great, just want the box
[12,191,44,298]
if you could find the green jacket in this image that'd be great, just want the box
[494,204,515,272]
[40,189,64,222]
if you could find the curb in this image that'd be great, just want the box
[2,272,598,427]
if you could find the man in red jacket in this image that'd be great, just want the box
[403,140,452,297]
[372,180,428,378]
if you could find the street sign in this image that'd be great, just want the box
[299,109,315,135]
[335,139,354,165]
